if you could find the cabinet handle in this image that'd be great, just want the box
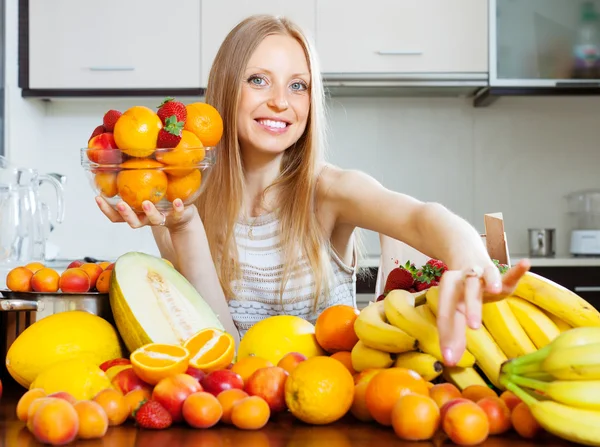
[574,286,600,292]
[88,66,136,72]
[375,50,423,56]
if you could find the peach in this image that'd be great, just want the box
[500,390,522,412]
[201,369,244,397]
[95,269,112,293]
[111,368,152,395]
[16,389,47,421]
[87,132,122,165]
[93,388,129,426]
[477,396,512,435]
[152,373,203,423]
[440,397,471,421]
[67,260,85,269]
[94,172,119,198]
[80,263,103,289]
[24,262,45,273]
[244,366,288,413]
[511,402,542,439]
[31,398,79,445]
[31,267,60,293]
[462,384,497,402]
[185,366,206,383]
[217,388,249,424]
[100,358,131,372]
[182,391,223,428]
[124,388,152,418]
[429,383,462,409]
[6,266,33,292]
[59,268,91,293]
[26,397,55,433]
[74,400,109,439]
[353,368,383,385]
[48,391,77,405]
[276,352,307,374]
[443,400,489,446]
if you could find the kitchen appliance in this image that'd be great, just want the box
[566,189,600,256]
[528,228,556,258]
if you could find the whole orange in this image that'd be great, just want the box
[184,102,223,147]
[113,106,162,156]
[156,130,205,176]
[165,169,202,203]
[315,305,360,353]
[365,367,429,426]
[284,355,354,425]
[116,159,168,212]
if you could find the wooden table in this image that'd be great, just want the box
[0,380,575,447]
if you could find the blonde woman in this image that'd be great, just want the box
[96,15,530,366]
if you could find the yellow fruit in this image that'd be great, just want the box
[350,340,394,372]
[5,310,123,388]
[113,105,162,157]
[30,358,114,401]
[237,315,325,365]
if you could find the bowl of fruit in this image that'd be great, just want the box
[81,97,223,213]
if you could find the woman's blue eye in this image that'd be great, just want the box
[291,82,305,90]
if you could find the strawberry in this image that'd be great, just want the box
[157,97,187,124]
[415,279,439,292]
[134,400,172,430]
[88,125,105,142]
[384,267,414,293]
[376,294,385,302]
[426,258,448,274]
[102,110,122,132]
[156,115,185,148]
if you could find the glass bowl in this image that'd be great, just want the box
[80,146,215,213]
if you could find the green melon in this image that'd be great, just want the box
[109,252,224,353]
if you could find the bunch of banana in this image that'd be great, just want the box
[500,327,600,446]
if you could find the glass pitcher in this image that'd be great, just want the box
[0,165,65,266]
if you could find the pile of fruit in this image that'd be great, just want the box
[84,97,223,212]
[3,251,600,446]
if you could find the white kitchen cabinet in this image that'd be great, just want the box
[26,0,202,90]
[200,0,316,86]
[316,0,488,75]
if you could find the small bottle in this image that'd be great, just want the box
[572,1,600,79]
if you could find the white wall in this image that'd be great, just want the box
[4,1,600,262]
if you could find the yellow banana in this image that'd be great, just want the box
[514,272,600,328]
[506,381,600,447]
[443,367,487,391]
[415,303,437,325]
[354,301,418,353]
[393,351,443,382]
[383,290,475,368]
[541,342,600,380]
[426,287,507,389]
[508,374,600,410]
[507,297,561,349]
[482,300,537,359]
[350,340,394,372]
[543,310,572,333]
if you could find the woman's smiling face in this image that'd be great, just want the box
[237,34,311,157]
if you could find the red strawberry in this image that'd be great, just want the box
[157,97,187,124]
[134,400,172,430]
[426,258,448,274]
[88,125,105,142]
[376,294,385,302]
[102,110,122,132]
[156,115,185,148]
[384,267,414,292]
[415,279,439,292]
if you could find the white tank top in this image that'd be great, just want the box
[227,211,357,338]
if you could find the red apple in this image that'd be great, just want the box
[200,369,244,397]
[440,397,471,420]
[152,374,203,423]
[111,368,152,395]
[87,132,122,165]
[245,366,288,412]
[99,358,131,372]
[67,260,85,269]
[185,366,206,383]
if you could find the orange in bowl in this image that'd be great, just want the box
[130,343,190,385]
[113,106,162,157]
[116,159,168,212]
[156,130,205,176]
[183,328,235,373]
[184,102,223,147]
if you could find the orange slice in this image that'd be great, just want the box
[183,328,235,373]
[130,343,190,385]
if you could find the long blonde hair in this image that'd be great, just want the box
[196,14,332,306]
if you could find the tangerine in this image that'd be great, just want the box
[94,172,118,198]
[166,169,202,203]
[184,102,223,147]
[391,393,440,441]
[156,130,205,176]
[315,304,360,353]
[116,159,168,212]
[113,106,162,157]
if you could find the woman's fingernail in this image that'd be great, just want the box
[469,318,481,329]
[442,348,454,365]
[117,203,125,212]
[143,202,150,211]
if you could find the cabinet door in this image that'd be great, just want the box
[316,0,488,74]
[28,0,201,89]
[201,0,317,86]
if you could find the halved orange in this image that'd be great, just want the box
[130,343,190,385]
[183,328,235,372]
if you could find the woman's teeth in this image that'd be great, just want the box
[258,119,287,129]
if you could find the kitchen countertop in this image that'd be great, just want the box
[0,382,574,447]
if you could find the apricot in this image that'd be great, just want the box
[391,393,440,441]
[350,381,373,422]
[98,261,111,270]
[230,395,270,430]
[462,384,497,402]
[429,382,461,409]
[353,368,383,385]
[26,397,55,433]
[182,391,223,428]
[477,396,512,435]
[74,400,109,439]
[95,269,112,293]
[440,397,471,421]
[6,266,33,292]
[80,263,103,289]
[59,268,91,293]
[244,366,288,413]
[31,267,60,293]
[330,351,357,375]
[217,388,249,424]
[443,400,489,446]
[500,390,522,412]
[48,391,77,405]
[124,388,152,418]
[92,388,129,426]
[277,352,307,374]
[16,389,47,421]
[94,172,119,198]
[511,402,542,439]
[31,398,79,445]
[25,262,45,273]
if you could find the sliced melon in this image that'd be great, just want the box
[109,252,224,353]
